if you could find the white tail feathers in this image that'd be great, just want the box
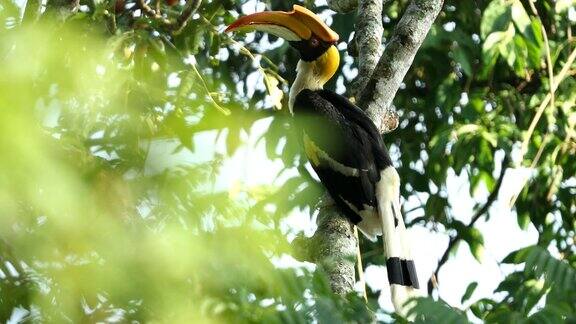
[355,209,382,241]
[376,167,421,317]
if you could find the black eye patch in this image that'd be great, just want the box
[289,38,333,62]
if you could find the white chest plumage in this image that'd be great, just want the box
[288,60,324,113]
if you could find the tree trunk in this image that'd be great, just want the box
[310,205,357,294]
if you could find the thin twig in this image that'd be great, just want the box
[509,46,576,207]
[200,16,282,72]
[107,0,118,34]
[530,134,551,169]
[354,226,368,302]
[137,0,202,33]
[199,17,289,107]
[136,0,172,25]
[190,63,231,115]
[158,32,230,116]
[171,0,202,34]
[519,46,576,158]
[154,0,161,16]
[427,156,509,294]
[527,0,555,148]
[545,121,576,200]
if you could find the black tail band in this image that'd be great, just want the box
[386,257,420,289]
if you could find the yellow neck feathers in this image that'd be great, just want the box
[314,45,340,85]
[289,45,340,111]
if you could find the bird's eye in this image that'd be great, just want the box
[310,37,320,47]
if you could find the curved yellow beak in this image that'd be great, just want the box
[225,5,339,43]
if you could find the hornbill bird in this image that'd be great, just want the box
[226,5,420,314]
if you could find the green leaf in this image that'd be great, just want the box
[452,220,485,262]
[435,77,460,109]
[528,306,565,324]
[481,27,514,77]
[461,282,478,304]
[428,128,450,158]
[510,34,528,77]
[263,73,284,110]
[411,169,429,192]
[496,25,519,71]
[406,297,469,323]
[517,211,530,230]
[502,246,532,264]
[425,194,448,222]
[451,139,471,174]
[500,32,517,69]
[226,126,241,156]
[481,0,512,39]
[188,24,209,54]
[455,124,481,136]
[470,298,497,320]
[522,18,545,68]
[483,170,496,192]
[502,246,576,293]
[263,117,286,159]
[452,45,473,77]
[468,228,485,262]
[511,1,531,36]
[483,31,510,53]
[471,169,495,196]
[481,129,498,147]
[485,309,527,323]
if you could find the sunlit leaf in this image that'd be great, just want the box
[481,0,512,39]
[461,282,478,304]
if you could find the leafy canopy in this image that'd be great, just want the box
[0,0,574,323]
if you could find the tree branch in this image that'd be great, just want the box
[171,0,202,34]
[427,156,510,295]
[357,0,444,133]
[310,204,357,294]
[326,0,358,13]
[136,0,172,25]
[350,0,384,97]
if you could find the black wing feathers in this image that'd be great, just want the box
[317,89,392,170]
[293,89,392,224]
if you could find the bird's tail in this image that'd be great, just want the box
[376,167,420,317]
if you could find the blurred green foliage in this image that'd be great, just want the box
[0,0,574,323]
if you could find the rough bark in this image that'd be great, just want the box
[357,0,444,134]
[310,0,444,296]
[327,0,358,13]
[350,0,384,97]
[310,204,357,294]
